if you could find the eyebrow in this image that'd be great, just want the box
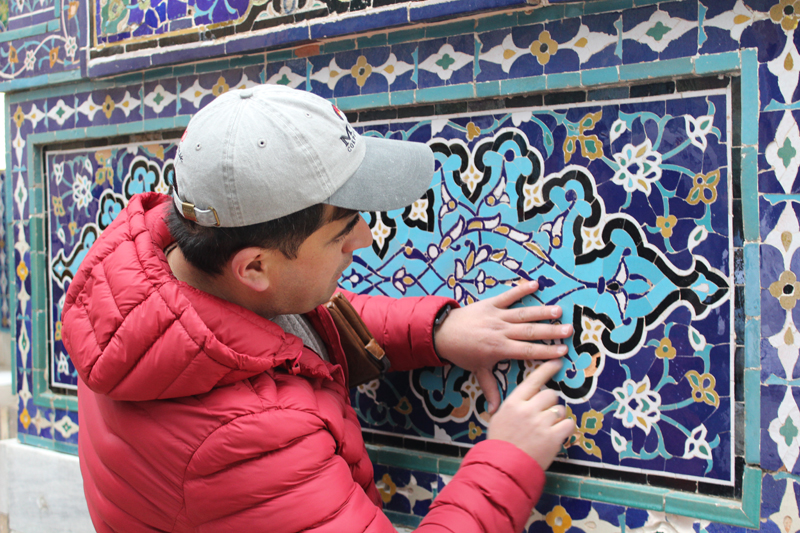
[329,213,361,242]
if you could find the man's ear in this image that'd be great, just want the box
[229,247,272,292]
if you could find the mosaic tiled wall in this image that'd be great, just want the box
[6,0,800,530]
[349,91,736,487]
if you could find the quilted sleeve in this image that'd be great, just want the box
[416,440,545,533]
[183,405,396,532]
[184,412,543,533]
[339,289,457,371]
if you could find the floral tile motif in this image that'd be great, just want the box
[0,0,82,83]
[46,142,177,389]
[350,89,735,485]
[373,464,437,517]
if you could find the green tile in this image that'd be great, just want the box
[114,72,145,86]
[175,115,191,128]
[388,28,425,45]
[46,18,60,32]
[437,457,461,476]
[500,75,546,96]
[620,58,694,81]
[384,510,421,529]
[230,54,265,68]
[266,49,296,62]
[28,188,43,216]
[475,13,517,33]
[547,72,582,90]
[29,216,43,252]
[564,3,584,18]
[117,121,146,135]
[416,84,474,104]
[144,117,178,132]
[694,51,740,75]
[665,475,759,529]
[741,146,758,241]
[518,5,565,24]
[584,0,632,15]
[475,81,500,98]
[582,67,620,87]
[357,34,388,49]
[86,124,120,138]
[18,433,56,452]
[194,59,230,75]
[372,446,439,473]
[745,318,760,369]
[335,92,391,110]
[744,368,760,464]
[634,0,661,5]
[741,49,758,147]
[740,466,762,527]
[744,243,759,316]
[580,478,667,511]
[542,473,581,498]
[53,440,79,455]
[144,67,175,82]
[320,39,356,54]
[172,64,196,77]
[425,20,474,40]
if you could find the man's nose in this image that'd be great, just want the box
[346,214,373,252]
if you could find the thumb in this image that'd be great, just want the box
[475,367,501,414]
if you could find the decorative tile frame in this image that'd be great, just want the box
[11,0,800,530]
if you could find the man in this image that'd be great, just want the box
[63,85,575,532]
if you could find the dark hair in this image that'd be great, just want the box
[166,203,355,275]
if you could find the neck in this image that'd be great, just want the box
[167,247,262,313]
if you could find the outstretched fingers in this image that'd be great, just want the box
[507,359,563,402]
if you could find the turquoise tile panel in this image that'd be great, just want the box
[475,12,518,32]
[584,0,632,15]
[741,146,759,241]
[619,58,694,81]
[357,34,388,49]
[581,67,620,87]
[547,72,582,90]
[499,76,546,95]
[695,52,740,75]
[415,84,474,104]
[425,20,475,40]
[475,81,500,98]
[580,478,667,511]
[543,473,581,498]
[741,49,759,147]
[745,318,760,369]
[388,28,425,45]
[744,368,760,464]
[744,243,760,316]
[518,5,565,24]
[335,93,392,110]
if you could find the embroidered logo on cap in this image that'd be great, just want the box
[332,104,356,152]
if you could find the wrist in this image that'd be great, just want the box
[432,304,452,363]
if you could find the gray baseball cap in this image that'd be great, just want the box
[172,84,435,227]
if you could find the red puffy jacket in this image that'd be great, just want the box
[62,193,546,532]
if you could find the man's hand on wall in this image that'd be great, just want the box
[487,359,575,469]
[433,280,572,413]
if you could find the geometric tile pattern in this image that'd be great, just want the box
[5,0,800,530]
[46,143,175,389]
[349,90,735,485]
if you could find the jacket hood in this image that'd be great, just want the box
[62,193,334,401]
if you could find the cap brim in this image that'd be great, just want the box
[325,136,434,213]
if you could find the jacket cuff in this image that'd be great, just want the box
[415,297,459,368]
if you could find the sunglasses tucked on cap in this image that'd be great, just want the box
[172,85,435,227]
